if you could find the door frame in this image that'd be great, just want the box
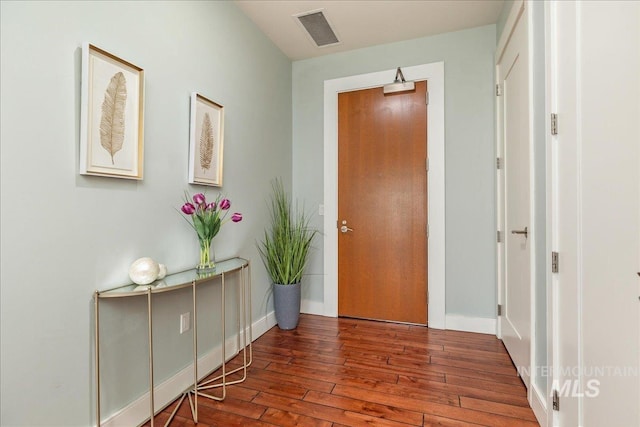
[496,0,525,341]
[496,0,541,415]
[545,1,640,425]
[496,0,535,381]
[323,62,445,329]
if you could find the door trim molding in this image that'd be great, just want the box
[496,0,527,343]
[323,62,445,329]
[496,0,537,392]
[497,0,525,63]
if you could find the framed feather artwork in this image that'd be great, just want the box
[79,43,144,179]
[188,93,224,187]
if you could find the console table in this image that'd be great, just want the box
[93,257,253,427]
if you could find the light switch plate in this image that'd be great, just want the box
[180,312,191,334]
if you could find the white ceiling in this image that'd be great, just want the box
[234,0,505,60]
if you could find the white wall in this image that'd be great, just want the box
[0,1,291,425]
[292,25,498,320]
[579,2,640,418]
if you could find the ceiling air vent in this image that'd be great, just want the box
[295,9,340,48]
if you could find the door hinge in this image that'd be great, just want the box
[552,389,560,411]
[426,224,430,238]
[497,230,502,243]
[551,113,558,135]
[496,84,502,96]
[496,157,502,169]
[552,251,559,273]
[426,91,430,105]
[497,304,502,316]
[426,157,429,171]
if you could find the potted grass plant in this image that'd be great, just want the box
[258,178,318,330]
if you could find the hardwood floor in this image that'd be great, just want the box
[146,314,538,427]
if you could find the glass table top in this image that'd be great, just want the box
[97,257,248,298]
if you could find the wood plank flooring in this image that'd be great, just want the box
[146,314,538,427]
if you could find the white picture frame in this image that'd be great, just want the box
[188,92,224,187]
[79,43,144,179]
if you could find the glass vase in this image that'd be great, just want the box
[197,237,216,274]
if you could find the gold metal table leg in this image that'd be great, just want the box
[198,263,253,390]
[147,289,155,427]
[197,272,227,401]
[245,263,253,370]
[167,260,252,423]
[192,281,198,422]
[94,291,101,427]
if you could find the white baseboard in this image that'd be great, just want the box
[301,299,325,316]
[530,381,547,426]
[445,314,497,335]
[249,310,277,340]
[101,310,276,427]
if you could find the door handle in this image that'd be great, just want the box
[340,220,353,233]
[511,227,528,238]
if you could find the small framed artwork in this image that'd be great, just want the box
[188,93,224,187]
[80,43,144,179]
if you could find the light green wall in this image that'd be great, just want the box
[292,25,498,319]
[0,1,291,425]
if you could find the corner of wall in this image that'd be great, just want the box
[445,314,497,335]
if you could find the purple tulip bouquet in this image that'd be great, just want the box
[180,192,242,272]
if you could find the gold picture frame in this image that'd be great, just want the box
[80,43,144,179]
[188,93,224,187]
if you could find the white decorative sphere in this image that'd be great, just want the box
[157,264,167,280]
[129,257,160,285]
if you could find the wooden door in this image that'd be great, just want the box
[497,4,531,389]
[337,81,427,325]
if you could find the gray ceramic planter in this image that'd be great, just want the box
[273,282,301,330]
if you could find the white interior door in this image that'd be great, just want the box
[548,1,640,426]
[497,3,532,389]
